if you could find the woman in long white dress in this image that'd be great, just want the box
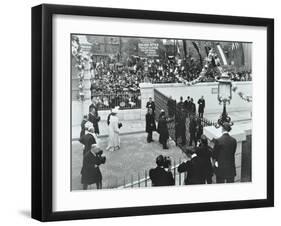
[106,107,120,152]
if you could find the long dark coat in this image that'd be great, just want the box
[157,115,170,144]
[149,167,175,186]
[196,144,213,179]
[198,99,205,113]
[190,102,196,114]
[145,113,156,133]
[175,112,186,138]
[81,151,103,185]
[213,133,237,178]
[88,112,100,135]
[178,156,205,185]
[167,99,176,117]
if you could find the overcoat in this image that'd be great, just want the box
[145,113,156,133]
[213,133,237,178]
[81,151,103,185]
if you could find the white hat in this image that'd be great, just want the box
[112,106,119,114]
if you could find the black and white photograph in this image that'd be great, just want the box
[71,34,252,191]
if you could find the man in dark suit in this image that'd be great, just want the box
[178,148,205,185]
[167,96,176,117]
[213,122,237,183]
[190,98,196,116]
[175,107,186,146]
[189,115,197,146]
[177,96,185,110]
[145,107,156,142]
[149,155,175,186]
[88,107,101,135]
[157,110,172,149]
[146,97,155,114]
[197,96,205,118]
[184,96,191,117]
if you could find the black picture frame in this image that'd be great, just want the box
[31,4,274,222]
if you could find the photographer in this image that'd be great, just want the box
[81,144,106,190]
[178,146,205,185]
[149,155,175,186]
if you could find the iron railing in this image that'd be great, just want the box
[91,93,141,110]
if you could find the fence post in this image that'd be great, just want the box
[123,176,126,188]
[173,160,176,185]
[138,173,140,188]
[131,175,133,188]
[145,170,147,187]
[179,158,181,185]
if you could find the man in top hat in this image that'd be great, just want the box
[213,122,237,183]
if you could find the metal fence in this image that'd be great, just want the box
[91,92,141,110]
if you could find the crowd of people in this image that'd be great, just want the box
[78,102,123,190]
[146,95,237,186]
[149,122,237,186]
[77,93,237,189]
[74,52,251,109]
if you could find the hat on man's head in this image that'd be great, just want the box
[222,122,232,132]
[160,109,165,113]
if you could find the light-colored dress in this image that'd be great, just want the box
[107,115,120,150]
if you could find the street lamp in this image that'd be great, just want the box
[216,72,233,127]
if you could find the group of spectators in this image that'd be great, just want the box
[146,96,237,186]
[149,122,237,186]
[75,53,251,109]
[145,95,206,150]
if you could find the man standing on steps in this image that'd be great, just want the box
[213,122,237,183]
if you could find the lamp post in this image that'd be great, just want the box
[216,72,233,127]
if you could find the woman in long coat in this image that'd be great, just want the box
[81,145,103,190]
[106,107,120,151]
[157,110,170,149]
